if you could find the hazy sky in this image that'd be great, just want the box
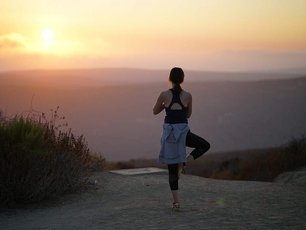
[1,0,306,71]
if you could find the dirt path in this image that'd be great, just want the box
[1,171,306,230]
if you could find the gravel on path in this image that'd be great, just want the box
[1,171,306,230]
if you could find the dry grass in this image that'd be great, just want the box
[0,109,105,208]
[187,137,306,181]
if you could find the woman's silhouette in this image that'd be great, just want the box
[153,67,210,209]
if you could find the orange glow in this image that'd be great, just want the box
[0,0,305,71]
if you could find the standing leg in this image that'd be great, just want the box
[186,131,210,160]
[168,164,179,205]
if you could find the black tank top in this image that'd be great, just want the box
[164,89,188,124]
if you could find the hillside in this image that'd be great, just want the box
[1,69,306,161]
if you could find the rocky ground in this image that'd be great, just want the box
[1,171,306,230]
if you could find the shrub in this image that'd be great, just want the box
[206,136,306,182]
[0,110,104,207]
[184,136,306,182]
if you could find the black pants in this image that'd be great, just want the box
[186,130,210,160]
[168,131,210,190]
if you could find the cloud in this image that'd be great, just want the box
[0,33,27,49]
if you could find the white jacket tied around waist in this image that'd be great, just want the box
[159,123,190,164]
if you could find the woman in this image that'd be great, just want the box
[153,67,210,210]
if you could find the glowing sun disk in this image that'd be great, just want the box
[41,28,55,44]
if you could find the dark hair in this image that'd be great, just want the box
[169,67,184,93]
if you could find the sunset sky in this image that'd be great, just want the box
[1,0,306,72]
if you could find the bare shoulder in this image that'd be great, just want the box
[163,89,172,95]
[180,90,192,106]
[160,90,172,107]
[157,90,171,101]
[161,89,172,98]
[182,90,192,99]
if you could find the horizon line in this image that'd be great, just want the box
[1,66,305,75]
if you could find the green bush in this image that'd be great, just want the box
[0,111,104,207]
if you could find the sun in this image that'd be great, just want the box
[36,27,82,55]
[41,28,55,45]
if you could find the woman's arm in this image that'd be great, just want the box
[153,92,165,115]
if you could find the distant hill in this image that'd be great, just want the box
[1,68,304,86]
[1,68,306,161]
